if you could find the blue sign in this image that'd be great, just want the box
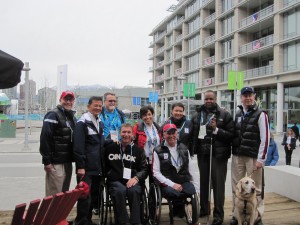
[132,97,141,105]
[149,92,158,103]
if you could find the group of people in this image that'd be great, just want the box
[39,86,273,225]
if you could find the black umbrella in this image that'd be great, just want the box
[0,50,24,89]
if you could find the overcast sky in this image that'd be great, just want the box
[0,0,176,90]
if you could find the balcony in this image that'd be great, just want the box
[148,53,153,60]
[203,55,215,66]
[203,34,215,46]
[203,12,216,26]
[243,65,273,79]
[154,31,167,43]
[203,77,215,86]
[156,60,164,69]
[175,51,182,60]
[239,34,274,54]
[175,34,183,43]
[239,5,274,29]
[149,67,153,72]
[156,46,165,55]
[155,74,164,83]
[283,0,300,7]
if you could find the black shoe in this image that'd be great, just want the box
[212,218,223,225]
[230,217,238,225]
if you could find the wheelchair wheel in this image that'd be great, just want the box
[141,187,149,225]
[184,194,199,225]
[148,183,161,225]
[98,184,108,225]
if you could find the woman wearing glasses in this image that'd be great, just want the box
[133,105,161,183]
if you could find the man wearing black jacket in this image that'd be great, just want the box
[40,91,76,196]
[192,90,234,225]
[73,96,105,225]
[105,123,148,225]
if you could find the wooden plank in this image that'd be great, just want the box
[23,199,41,225]
[51,191,73,225]
[42,192,64,225]
[32,196,53,225]
[58,189,83,221]
[11,203,26,225]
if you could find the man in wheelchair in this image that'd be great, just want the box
[152,123,199,218]
[105,123,148,225]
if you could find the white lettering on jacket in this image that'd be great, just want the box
[108,154,136,162]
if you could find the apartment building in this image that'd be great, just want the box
[149,0,300,133]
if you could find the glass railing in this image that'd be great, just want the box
[239,5,274,28]
[243,65,273,79]
[203,34,215,46]
[175,34,183,43]
[156,46,165,55]
[203,12,216,25]
[203,55,215,66]
[155,74,164,83]
[239,34,274,54]
[175,51,182,59]
[156,60,164,68]
[283,0,300,7]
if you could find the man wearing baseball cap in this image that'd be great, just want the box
[152,123,199,218]
[40,90,77,196]
[231,87,269,225]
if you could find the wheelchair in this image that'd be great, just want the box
[98,180,149,225]
[148,182,199,225]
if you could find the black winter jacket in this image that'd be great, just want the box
[154,142,191,184]
[191,104,234,159]
[105,142,148,183]
[232,104,263,158]
[73,113,105,176]
[40,105,76,165]
[163,116,194,155]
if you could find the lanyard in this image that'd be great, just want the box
[104,109,118,130]
[170,149,181,167]
[119,143,133,169]
[144,123,158,148]
[169,119,185,133]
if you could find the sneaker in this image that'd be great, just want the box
[230,217,238,225]
[92,208,99,215]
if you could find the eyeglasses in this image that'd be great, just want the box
[108,100,116,103]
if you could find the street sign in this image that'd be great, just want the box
[183,83,195,97]
[149,92,158,103]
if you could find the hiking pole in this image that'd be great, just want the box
[207,136,213,225]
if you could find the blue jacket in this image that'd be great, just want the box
[73,113,105,176]
[265,138,279,166]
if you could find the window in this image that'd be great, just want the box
[185,0,201,18]
[188,35,200,53]
[222,0,234,12]
[283,40,300,71]
[222,14,234,36]
[222,38,233,59]
[283,7,300,39]
[187,54,200,71]
[188,16,201,34]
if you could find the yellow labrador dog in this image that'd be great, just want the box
[234,177,259,225]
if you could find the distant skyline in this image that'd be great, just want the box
[0,0,177,90]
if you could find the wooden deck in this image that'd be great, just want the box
[0,192,299,225]
[155,192,300,225]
